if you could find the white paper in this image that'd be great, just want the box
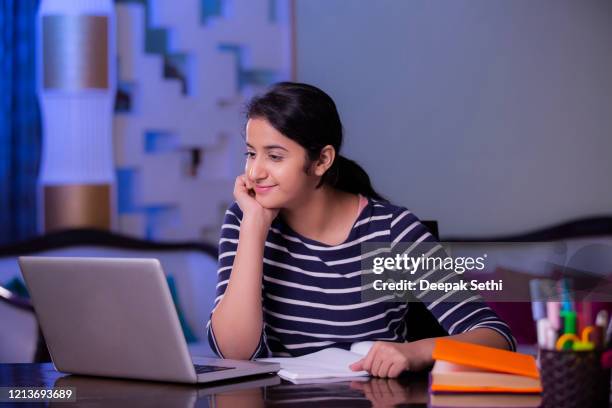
[258,342,375,381]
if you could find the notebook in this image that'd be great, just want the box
[430,339,542,394]
[258,341,374,383]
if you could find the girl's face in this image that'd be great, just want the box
[244,118,318,209]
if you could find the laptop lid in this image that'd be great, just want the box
[19,256,198,383]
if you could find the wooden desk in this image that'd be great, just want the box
[0,363,430,407]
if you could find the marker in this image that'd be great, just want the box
[560,310,577,335]
[596,310,608,347]
[595,310,608,328]
[545,327,557,350]
[559,278,573,312]
[536,318,551,349]
[546,301,561,331]
[581,300,592,326]
[529,280,546,321]
[576,300,591,335]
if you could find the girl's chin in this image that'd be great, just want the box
[254,195,283,210]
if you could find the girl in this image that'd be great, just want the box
[207,82,515,378]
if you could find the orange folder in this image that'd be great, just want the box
[430,338,542,394]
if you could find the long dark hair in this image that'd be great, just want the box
[245,82,386,201]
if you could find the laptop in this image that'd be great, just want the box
[18,256,280,383]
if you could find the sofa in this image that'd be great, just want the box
[0,229,218,363]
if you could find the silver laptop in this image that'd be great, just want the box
[19,256,280,383]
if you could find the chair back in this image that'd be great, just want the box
[403,220,449,343]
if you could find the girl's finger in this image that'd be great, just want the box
[361,345,378,373]
[242,174,253,190]
[349,358,364,371]
[378,359,393,378]
[371,355,384,377]
[234,175,247,190]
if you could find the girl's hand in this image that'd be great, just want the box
[349,341,433,378]
[233,174,279,229]
[350,378,420,406]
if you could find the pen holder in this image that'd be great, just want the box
[539,349,610,408]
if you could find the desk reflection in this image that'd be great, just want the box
[264,376,429,407]
[2,362,432,407]
[52,374,279,407]
[351,378,429,407]
[51,374,429,407]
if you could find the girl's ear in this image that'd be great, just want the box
[313,145,336,177]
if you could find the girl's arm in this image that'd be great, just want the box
[350,327,509,377]
[405,326,511,371]
[445,325,511,349]
[351,209,516,377]
[209,176,278,360]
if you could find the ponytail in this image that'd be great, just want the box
[324,155,386,201]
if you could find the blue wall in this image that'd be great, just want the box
[296,0,612,236]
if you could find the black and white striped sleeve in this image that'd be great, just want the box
[390,208,517,351]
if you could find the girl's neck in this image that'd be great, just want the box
[280,186,359,246]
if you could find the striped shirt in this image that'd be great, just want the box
[207,197,516,359]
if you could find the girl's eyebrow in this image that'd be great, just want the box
[245,142,288,152]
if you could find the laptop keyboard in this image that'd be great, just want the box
[194,364,233,374]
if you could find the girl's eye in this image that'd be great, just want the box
[269,155,282,161]
[244,152,255,159]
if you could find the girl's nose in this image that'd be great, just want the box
[247,159,267,182]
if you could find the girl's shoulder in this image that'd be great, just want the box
[369,198,414,220]
[368,198,430,238]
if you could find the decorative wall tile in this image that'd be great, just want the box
[114,0,292,242]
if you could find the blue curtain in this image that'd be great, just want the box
[0,0,41,245]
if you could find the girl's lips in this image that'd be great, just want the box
[254,185,277,194]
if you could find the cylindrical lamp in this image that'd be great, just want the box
[37,0,116,231]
